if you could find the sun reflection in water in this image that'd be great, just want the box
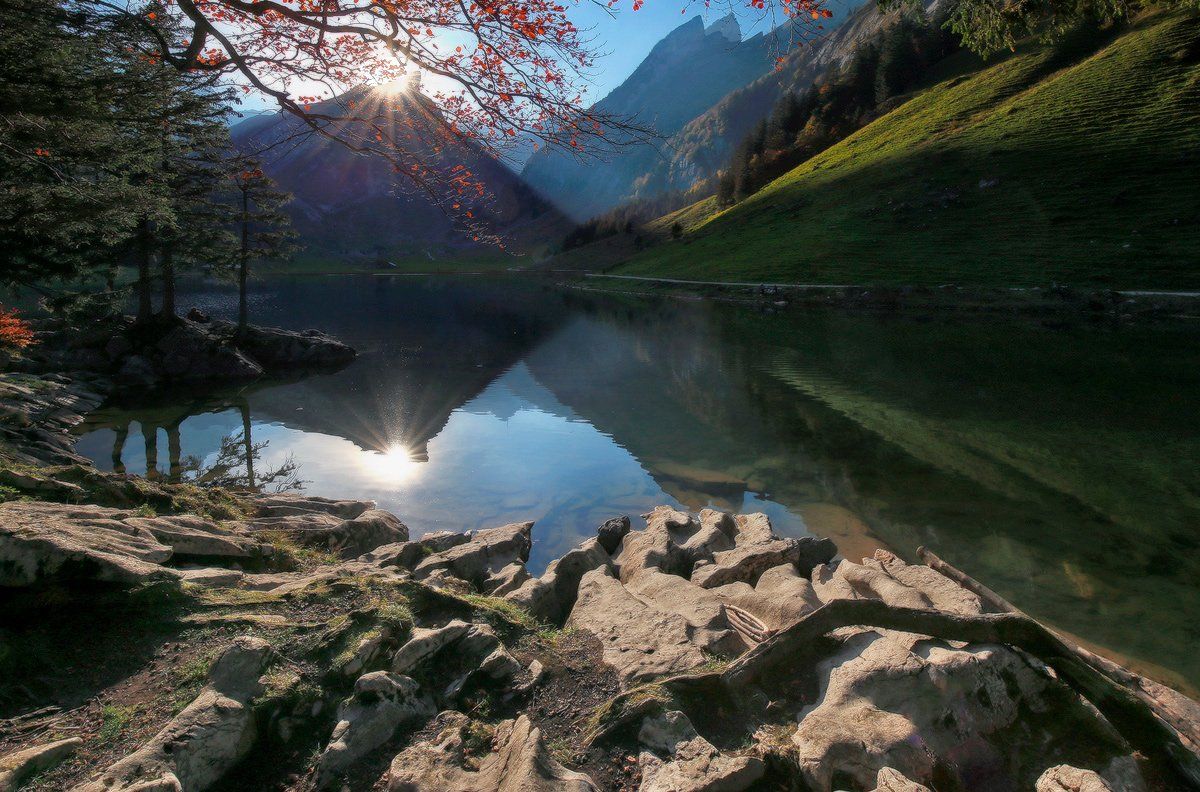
[360,444,422,482]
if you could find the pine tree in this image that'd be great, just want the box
[0,0,158,287]
[227,158,297,334]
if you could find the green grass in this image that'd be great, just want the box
[614,12,1200,288]
[97,704,135,742]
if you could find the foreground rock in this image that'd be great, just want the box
[387,712,596,791]
[0,453,1187,792]
[0,738,82,792]
[74,637,272,792]
[315,672,434,789]
[0,494,416,589]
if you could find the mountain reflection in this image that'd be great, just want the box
[74,275,1200,692]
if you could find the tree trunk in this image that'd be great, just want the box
[238,190,249,335]
[136,220,154,323]
[240,401,254,490]
[160,245,176,318]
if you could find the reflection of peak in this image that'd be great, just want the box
[706,13,742,42]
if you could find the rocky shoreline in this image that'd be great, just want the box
[2,366,1199,792]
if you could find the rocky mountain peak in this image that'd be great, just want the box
[705,13,742,42]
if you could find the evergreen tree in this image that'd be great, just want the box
[0,0,157,287]
[227,159,297,334]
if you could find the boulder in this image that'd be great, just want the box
[566,568,708,686]
[387,712,596,791]
[214,322,356,372]
[0,737,82,792]
[392,621,522,700]
[74,637,273,792]
[691,537,836,589]
[505,537,612,624]
[412,522,532,591]
[254,494,373,520]
[596,515,632,555]
[864,550,983,616]
[248,508,407,558]
[315,672,433,789]
[615,507,700,582]
[788,629,1142,791]
[126,514,267,563]
[636,711,764,792]
[0,502,177,587]
[871,767,932,792]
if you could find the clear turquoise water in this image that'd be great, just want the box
[74,275,1200,690]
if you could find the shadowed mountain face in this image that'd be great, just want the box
[230,89,570,262]
[520,14,777,220]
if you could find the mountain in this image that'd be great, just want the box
[613,10,1200,288]
[520,14,777,220]
[230,87,570,265]
[620,0,884,200]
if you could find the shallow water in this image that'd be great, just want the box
[74,275,1200,690]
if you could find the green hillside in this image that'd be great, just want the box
[612,12,1200,288]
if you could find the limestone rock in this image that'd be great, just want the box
[615,507,699,582]
[249,508,407,558]
[788,629,1141,790]
[0,501,177,587]
[315,672,433,789]
[505,537,612,624]
[865,550,983,616]
[871,767,932,791]
[691,536,836,589]
[0,737,82,792]
[486,562,531,597]
[254,494,372,520]
[639,745,763,792]
[1036,765,1116,792]
[567,568,708,685]
[624,568,745,656]
[126,514,266,562]
[386,712,596,791]
[412,522,532,591]
[74,637,272,792]
[835,560,934,610]
[392,621,521,700]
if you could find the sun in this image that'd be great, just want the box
[361,444,421,482]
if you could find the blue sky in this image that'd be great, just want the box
[565,4,777,101]
[232,4,775,115]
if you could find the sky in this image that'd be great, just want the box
[562,4,779,102]
[232,3,778,116]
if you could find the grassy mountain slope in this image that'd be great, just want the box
[613,11,1200,288]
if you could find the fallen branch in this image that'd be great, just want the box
[720,598,1200,789]
[918,547,1200,759]
[723,604,773,645]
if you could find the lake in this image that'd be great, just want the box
[73,275,1200,692]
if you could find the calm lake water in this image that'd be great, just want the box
[74,276,1200,691]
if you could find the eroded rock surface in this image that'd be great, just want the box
[387,713,597,791]
[315,672,433,789]
[74,637,273,792]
